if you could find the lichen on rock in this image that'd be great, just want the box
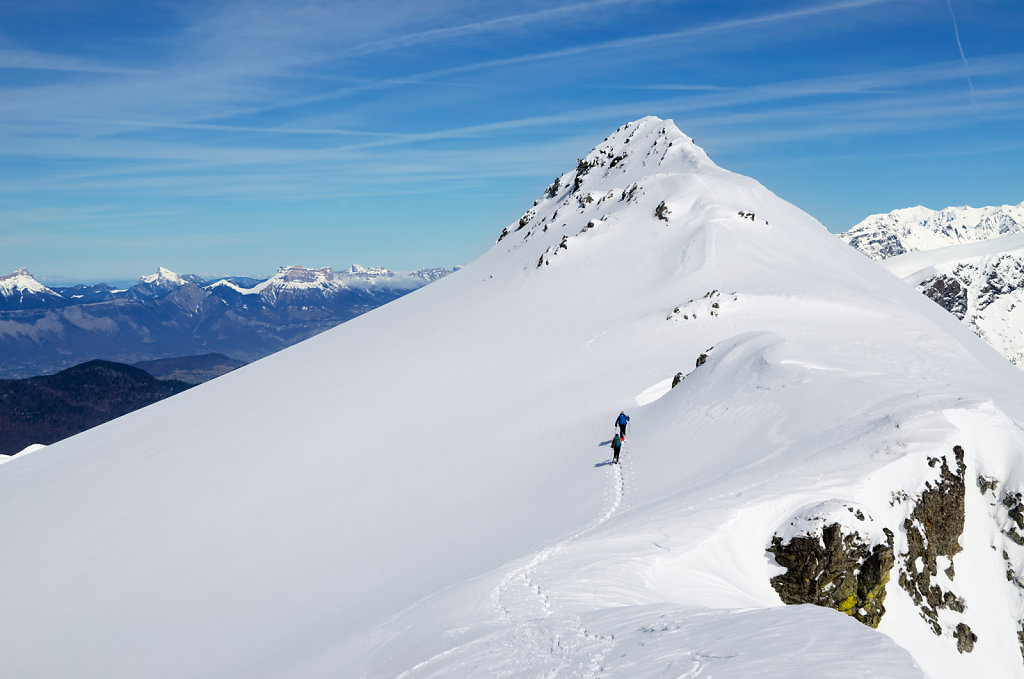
[769,505,895,629]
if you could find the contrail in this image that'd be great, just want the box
[945,0,976,105]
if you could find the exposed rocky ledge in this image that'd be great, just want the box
[770,446,978,651]
[769,506,894,628]
[897,446,969,643]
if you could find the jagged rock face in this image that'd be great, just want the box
[770,522,895,628]
[921,273,968,320]
[918,253,1024,320]
[840,227,908,260]
[977,254,1024,311]
[898,446,969,641]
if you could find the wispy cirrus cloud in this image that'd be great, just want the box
[3,0,1023,277]
[235,0,900,117]
[0,48,153,75]
[340,0,664,57]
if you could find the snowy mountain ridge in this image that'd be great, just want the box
[208,264,459,300]
[840,201,1024,260]
[4,117,1024,678]
[0,264,459,311]
[0,264,458,379]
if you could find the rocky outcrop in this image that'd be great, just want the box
[838,227,908,260]
[769,446,982,648]
[921,273,968,320]
[897,446,971,644]
[769,511,895,628]
[1003,491,1024,546]
[955,623,978,653]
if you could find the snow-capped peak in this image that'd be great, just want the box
[585,116,712,173]
[840,201,1024,260]
[138,266,186,288]
[276,265,333,284]
[555,117,713,200]
[494,115,774,270]
[0,267,62,299]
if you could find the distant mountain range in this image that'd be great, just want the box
[0,264,458,378]
[838,202,1024,260]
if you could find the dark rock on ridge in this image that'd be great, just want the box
[769,517,895,629]
[897,446,968,639]
[921,273,968,320]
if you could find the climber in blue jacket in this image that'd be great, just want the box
[615,411,629,438]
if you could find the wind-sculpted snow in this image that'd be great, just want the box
[4,117,1024,677]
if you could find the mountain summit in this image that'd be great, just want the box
[2,118,1024,678]
[0,267,63,308]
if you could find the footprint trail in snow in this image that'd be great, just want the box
[490,446,628,677]
[396,445,629,678]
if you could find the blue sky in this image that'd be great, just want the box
[2,0,1023,282]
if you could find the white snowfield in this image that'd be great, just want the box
[4,117,1024,678]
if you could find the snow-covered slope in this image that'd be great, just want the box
[840,202,1024,260]
[4,118,1024,678]
[883,233,1024,369]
